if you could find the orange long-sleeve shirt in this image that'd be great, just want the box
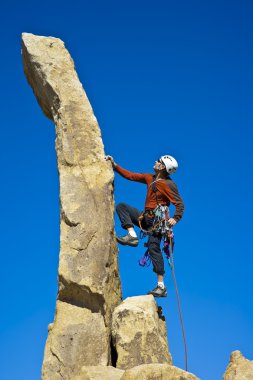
[114,164,184,222]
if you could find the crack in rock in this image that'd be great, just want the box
[61,207,80,227]
[58,275,106,316]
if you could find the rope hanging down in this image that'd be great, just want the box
[168,232,188,372]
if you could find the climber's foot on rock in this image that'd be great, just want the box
[116,233,139,247]
[147,285,167,298]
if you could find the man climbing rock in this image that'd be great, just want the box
[105,155,184,297]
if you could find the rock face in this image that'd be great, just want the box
[112,295,172,369]
[122,364,200,380]
[71,364,199,380]
[43,301,108,380]
[22,33,122,379]
[71,366,124,380]
[223,351,253,380]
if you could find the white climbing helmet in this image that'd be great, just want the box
[160,155,178,174]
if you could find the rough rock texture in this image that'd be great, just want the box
[22,33,122,379]
[121,364,200,380]
[122,364,200,380]
[223,351,253,380]
[71,366,124,380]
[71,364,200,380]
[42,301,108,380]
[112,295,172,369]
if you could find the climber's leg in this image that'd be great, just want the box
[147,233,167,297]
[116,203,141,247]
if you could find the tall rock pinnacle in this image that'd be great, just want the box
[22,33,201,380]
[22,33,122,379]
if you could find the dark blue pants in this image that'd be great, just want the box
[116,202,165,275]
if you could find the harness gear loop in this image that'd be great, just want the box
[138,210,168,235]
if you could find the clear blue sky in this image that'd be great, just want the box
[0,1,252,379]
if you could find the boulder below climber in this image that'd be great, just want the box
[112,295,172,370]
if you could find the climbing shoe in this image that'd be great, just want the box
[116,233,139,247]
[147,285,167,298]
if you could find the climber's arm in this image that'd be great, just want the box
[105,156,148,184]
[114,165,148,183]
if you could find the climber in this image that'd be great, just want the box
[105,155,184,298]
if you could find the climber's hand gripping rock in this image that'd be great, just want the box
[105,155,116,168]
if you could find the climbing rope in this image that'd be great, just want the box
[168,232,188,372]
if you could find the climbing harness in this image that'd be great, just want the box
[138,176,188,371]
[138,203,173,265]
[138,204,171,234]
